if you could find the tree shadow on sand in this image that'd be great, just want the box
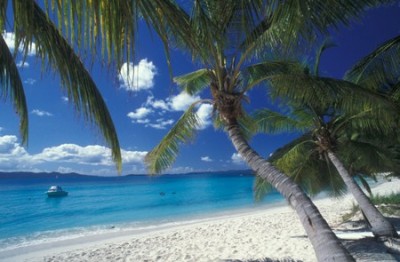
[339,217,400,261]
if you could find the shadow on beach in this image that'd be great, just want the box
[339,217,400,261]
[224,218,400,262]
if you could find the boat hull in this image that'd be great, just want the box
[47,191,68,197]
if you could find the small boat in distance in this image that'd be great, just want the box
[46,185,68,197]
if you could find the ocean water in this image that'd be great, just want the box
[0,171,284,252]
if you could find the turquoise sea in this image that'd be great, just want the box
[0,171,284,254]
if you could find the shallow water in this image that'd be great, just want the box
[0,171,284,251]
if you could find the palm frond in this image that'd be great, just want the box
[247,0,395,57]
[252,109,310,135]
[41,0,195,72]
[145,103,201,174]
[268,134,347,197]
[14,1,122,171]
[244,60,304,91]
[338,138,400,176]
[253,175,274,202]
[345,35,400,89]
[357,175,373,196]
[173,69,212,95]
[314,39,336,77]
[272,138,314,173]
[269,72,396,117]
[0,34,28,144]
[236,111,258,141]
[390,81,400,102]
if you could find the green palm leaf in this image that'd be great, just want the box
[38,0,194,70]
[173,69,212,95]
[145,102,202,174]
[14,1,122,171]
[247,0,395,56]
[345,35,400,89]
[253,176,274,202]
[252,109,310,134]
[245,61,304,91]
[0,34,28,144]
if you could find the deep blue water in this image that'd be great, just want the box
[0,171,284,251]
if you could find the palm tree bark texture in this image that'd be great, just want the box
[327,150,398,238]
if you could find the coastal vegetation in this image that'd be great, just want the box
[252,41,400,237]
[142,1,398,261]
[342,192,400,222]
[1,0,400,261]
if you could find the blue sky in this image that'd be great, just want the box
[0,4,399,176]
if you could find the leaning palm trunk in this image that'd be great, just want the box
[227,123,354,261]
[327,151,398,237]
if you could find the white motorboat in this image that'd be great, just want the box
[46,185,68,197]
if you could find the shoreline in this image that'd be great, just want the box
[2,178,399,262]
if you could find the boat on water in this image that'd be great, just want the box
[46,185,68,197]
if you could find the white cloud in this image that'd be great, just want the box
[24,78,36,85]
[36,144,112,165]
[119,59,157,91]
[0,135,150,175]
[16,61,29,68]
[62,96,69,102]
[169,92,200,111]
[0,135,33,170]
[201,156,213,162]
[231,152,245,165]
[3,31,36,56]
[127,107,152,120]
[31,109,53,117]
[121,149,147,164]
[130,93,212,130]
[148,119,174,129]
[196,104,213,130]
[146,96,169,111]
[136,119,150,124]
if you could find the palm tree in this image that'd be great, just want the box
[1,1,122,170]
[253,108,399,237]
[252,41,399,237]
[143,2,398,261]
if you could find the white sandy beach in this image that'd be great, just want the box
[2,178,399,262]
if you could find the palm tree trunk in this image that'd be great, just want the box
[327,150,398,238]
[227,123,355,261]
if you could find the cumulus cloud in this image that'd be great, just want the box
[196,104,213,130]
[201,156,213,162]
[121,150,148,164]
[169,92,201,111]
[0,135,33,170]
[148,118,174,129]
[62,96,69,102]
[127,107,152,120]
[145,93,201,112]
[36,144,113,165]
[231,153,245,165]
[146,96,169,111]
[0,135,148,174]
[119,59,157,91]
[3,31,36,56]
[31,109,53,117]
[128,92,212,130]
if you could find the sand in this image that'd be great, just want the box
[1,178,399,262]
